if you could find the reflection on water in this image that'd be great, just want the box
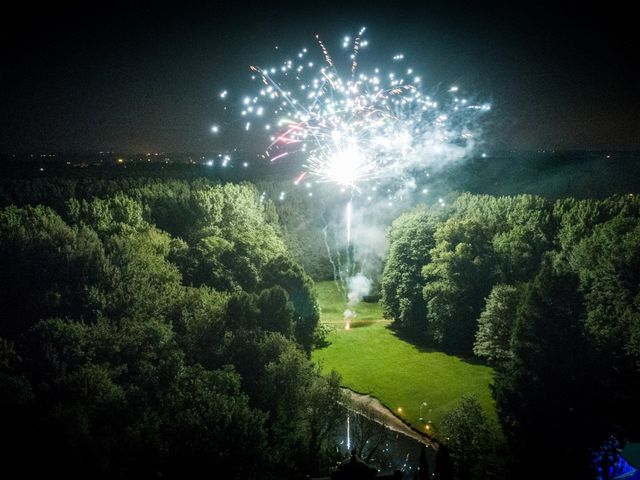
[330,409,436,478]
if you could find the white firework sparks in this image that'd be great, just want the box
[227,27,490,196]
[218,28,491,314]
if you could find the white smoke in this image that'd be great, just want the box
[350,215,388,256]
[408,136,477,172]
[347,272,372,306]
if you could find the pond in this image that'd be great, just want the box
[320,408,437,479]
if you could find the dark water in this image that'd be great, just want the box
[328,411,436,479]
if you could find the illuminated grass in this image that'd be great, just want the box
[312,281,496,435]
[314,280,383,324]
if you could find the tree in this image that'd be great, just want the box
[569,215,640,436]
[133,180,205,239]
[423,218,495,353]
[473,284,522,365]
[440,395,496,480]
[261,255,320,352]
[66,193,147,236]
[208,183,286,271]
[162,364,268,479]
[304,370,345,475]
[493,258,598,479]
[263,180,334,281]
[381,206,439,333]
[173,286,228,369]
[571,215,640,362]
[492,224,548,284]
[185,234,257,291]
[551,195,640,271]
[225,291,260,332]
[0,180,353,479]
[258,286,295,337]
[103,226,183,321]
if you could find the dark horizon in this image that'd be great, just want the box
[2,1,639,154]
[2,148,639,159]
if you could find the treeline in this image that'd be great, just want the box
[0,179,344,479]
[0,176,338,281]
[382,193,640,478]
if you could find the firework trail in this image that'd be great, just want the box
[321,206,345,297]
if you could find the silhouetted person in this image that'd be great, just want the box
[331,449,377,479]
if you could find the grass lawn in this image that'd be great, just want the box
[315,280,383,324]
[312,281,496,436]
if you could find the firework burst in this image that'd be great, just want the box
[218,28,491,314]
[227,27,490,197]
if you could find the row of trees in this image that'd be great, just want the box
[0,180,344,478]
[381,193,640,478]
[0,175,341,282]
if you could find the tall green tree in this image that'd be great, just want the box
[440,395,497,480]
[66,193,147,236]
[173,286,228,369]
[570,215,640,435]
[261,255,320,352]
[473,284,522,366]
[571,215,640,362]
[257,286,295,337]
[423,218,495,353]
[104,227,183,321]
[493,259,598,479]
[381,206,439,334]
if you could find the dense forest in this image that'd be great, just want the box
[0,178,344,479]
[382,193,640,479]
[1,173,639,479]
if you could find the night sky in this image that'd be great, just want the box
[2,1,638,154]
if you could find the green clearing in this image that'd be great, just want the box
[315,280,383,324]
[312,281,496,435]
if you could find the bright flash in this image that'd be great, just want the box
[222,28,489,195]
